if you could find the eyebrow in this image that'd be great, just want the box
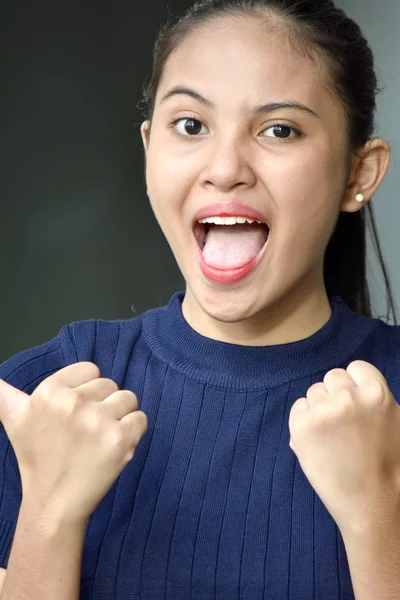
[160,85,320,119]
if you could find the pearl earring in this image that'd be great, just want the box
[355,193,364,204]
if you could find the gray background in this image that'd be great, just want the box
[334,0,400,321]
[1,0,398,361]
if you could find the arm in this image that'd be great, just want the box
[0,324,146,600]
[341,518,400,600]
[0,497,87,600]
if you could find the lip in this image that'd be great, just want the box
[192,202,268,227]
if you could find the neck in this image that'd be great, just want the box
[181,282,332,347]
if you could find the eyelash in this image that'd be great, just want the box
[169,116,303,141]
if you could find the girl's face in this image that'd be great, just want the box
[142,16,360,339]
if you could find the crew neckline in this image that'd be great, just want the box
[142,291,376,390]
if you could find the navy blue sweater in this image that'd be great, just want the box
[0,291,400,600]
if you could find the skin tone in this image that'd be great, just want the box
[141,14,391,347]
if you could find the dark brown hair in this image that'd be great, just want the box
[140,0,397,322]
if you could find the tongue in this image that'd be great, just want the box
[202,223,268,269]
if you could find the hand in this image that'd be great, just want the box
[0,362,148,524]
[288,361,400,535]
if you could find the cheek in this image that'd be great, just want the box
[145,144,194,243]
[146,143,194,201]
[279,190,338,247]
[271,152,343,251]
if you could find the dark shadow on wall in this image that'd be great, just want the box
[0,1,192,361]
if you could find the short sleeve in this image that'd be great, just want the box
[0,324,77,567]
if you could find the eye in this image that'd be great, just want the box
[261,123,300,140]
[172,117,209,137]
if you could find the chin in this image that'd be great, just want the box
[196,287,261,323]
[207,308,250,324]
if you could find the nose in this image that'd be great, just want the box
[200,135,257,193]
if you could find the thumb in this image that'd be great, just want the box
[0,379,29,432]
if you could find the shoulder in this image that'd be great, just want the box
[368,317,400,362]
[365,317,400,403]
[0,315,144,393]
[65,315,143,361]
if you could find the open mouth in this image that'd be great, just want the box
[193,221,270,251]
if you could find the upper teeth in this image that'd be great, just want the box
[198,216,263,225]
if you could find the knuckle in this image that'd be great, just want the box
[337,388,354,404]
[97,377,119,393]
[101,378,119,392]
[69,389,86,408]
[126,391,139,408]
[34,378,55,399]
[331,368,346,376]
[363,380,387,407]
[311,401,335,424]
[135,409,148,425]
[289,404,309,433]
[348,359,365,370]
[324,368,345,383]
[57,390,86,419]
[367,379,386,398]
[121,411,148,445]
[133,411,149,436]
[107,428,125,450]
[307,382,324,397]
[124,449,135,465]
[81,362,101,378]
[114,390,138,410]
[82,410,102,434]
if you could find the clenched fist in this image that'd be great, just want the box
[0,362,148,524]
[288,360,400,536]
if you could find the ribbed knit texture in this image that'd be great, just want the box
[0,291,399,600]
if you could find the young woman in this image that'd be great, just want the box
[0,1,399,599]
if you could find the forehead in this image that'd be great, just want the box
[156,15,339,117]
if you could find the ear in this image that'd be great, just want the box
[140,120,151,152]
[340,138,391,213]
